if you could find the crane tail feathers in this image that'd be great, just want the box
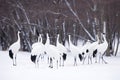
[93,49,97,57]
[31,55,37,63]
[62,53,67,61]
[79,54,83,61]
[9,50,13,59]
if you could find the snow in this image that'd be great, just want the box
[0,51,120,80]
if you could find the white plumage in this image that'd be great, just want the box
[97,33,108,64]
[56,34,67,66]
[87,35,99,64]
[45,33,60,68]
[56,34,67,54]
[31,34,45,67]
[80,40,91,64]
[68,35,82,66]
[81,35,99,64]
[9,31,21,66]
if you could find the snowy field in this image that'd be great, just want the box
[0,51,120,80]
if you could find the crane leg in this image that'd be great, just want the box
[74,57,77,66]
[88,56,90,64]
[95,54,98,63]
[13,59,15,66]
[47,57,49,64]
[95,56,97,63]
[99,53,101,63]
[62,60,64,66]
[59,57,61,67]
[90,57,92,64]
[102,56,107,64]
[57,60,58,69]
[13,55,16,66]
[88,56,92,64]
[49,58,53,68]
[82,56,85,64]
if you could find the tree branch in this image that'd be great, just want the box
[64,0,95,41]
[47,10,68,17]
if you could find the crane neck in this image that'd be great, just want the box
[38,35,40,42]
[68,35,72,45]
[57,34,60,44]
[103,35,107,42]
[40,35,43,43]
[38,34,42,43]
[17,31,20,43]
[46,33,50,45]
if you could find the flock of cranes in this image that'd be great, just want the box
[8,31,108,68]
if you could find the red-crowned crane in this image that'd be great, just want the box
[97,33,108,64]
[80,40,91,64]
[45,33,61,68]
[56,34,68,66]
[68,35,83,66]
[81,34,100,64]
[31,34,45,67]
[9,31,21,66]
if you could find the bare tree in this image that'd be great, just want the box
[64,0,95,41]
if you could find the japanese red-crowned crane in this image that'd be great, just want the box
[80,40,91,64]
[45,33,61,68]
[82,34,100,64]
[31,34,45,67]
[56,34,68,66]
[97,33,108,64]
[9,31,21,66]
[68,35,83,66]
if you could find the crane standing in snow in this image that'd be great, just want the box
[87,34,100,64]
[31,34,45,67]
[81,34,100,64]
[80,40,91,64]
[97,33,108,64]
[9,31,21,66]
[68,35,83,66]
[45,33,61,68]
[56,34,67,66]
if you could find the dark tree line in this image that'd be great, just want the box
[0,0,120,56]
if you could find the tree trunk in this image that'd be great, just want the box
[115,32,120,56]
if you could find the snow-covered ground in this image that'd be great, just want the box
[0,51,120,80]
